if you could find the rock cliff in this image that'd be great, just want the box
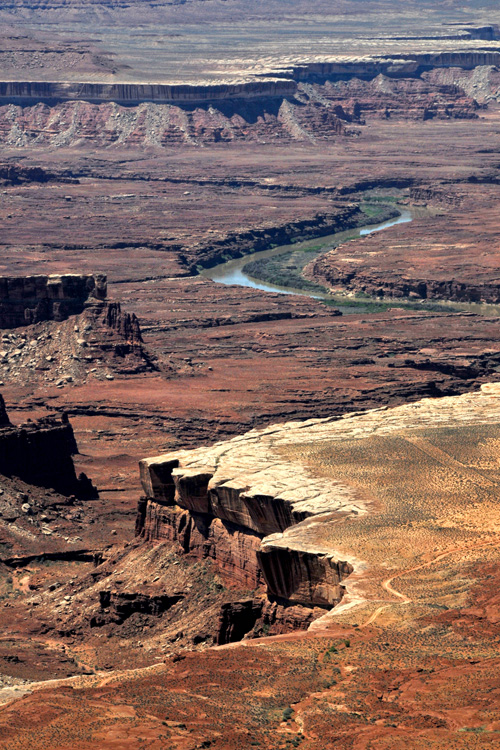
[0,274,157,383]
[0,397,96,498]
[281,51,500,83]
[137,425,359,613]
[0,79,297,105]
[0,273,106,329]
[0,53,489,149]
[138,381,500,641]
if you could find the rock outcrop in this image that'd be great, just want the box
[0,397,97,498]
[0,54,490,149]
[0,273,106,329]
[0,274,158,383]
[215,596,324,644]
[90,589,184,628]
[136,500,264,589]
[1,51,499,109]
[137,424,359,612]
[138,381,500,640]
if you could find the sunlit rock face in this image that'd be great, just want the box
[137,416,360,608]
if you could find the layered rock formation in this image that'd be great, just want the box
[0,273,106,329]
[0,273,156,383]
[138,381,500,635]
[0,397,96,498]
[2,51,499,108]
[0,54,490,149]
[0,80,297,105]
[284,51,500,83]
[137,428,358,612]
[0,96,348,149]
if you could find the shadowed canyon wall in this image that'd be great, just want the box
[0,399,97,498]
[2,51,500,105]
[0,273,106,329]
[0,80,297,105]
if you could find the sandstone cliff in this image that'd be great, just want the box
[138,381,500,642]
[0,397,96,498]
[137,424,359,614]
[0,79,297,105]
[0,273,106,329]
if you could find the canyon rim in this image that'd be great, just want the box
[1,1,500,748]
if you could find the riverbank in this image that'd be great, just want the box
[202,203,407,300]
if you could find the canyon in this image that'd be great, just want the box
[1,0,500,748]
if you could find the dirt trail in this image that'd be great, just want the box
[361,539,497,628]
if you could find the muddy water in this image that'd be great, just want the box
[201,210,413,300]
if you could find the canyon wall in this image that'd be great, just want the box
[189,204,363,272]
[137,433,357,612]
[2,51,499,108]
[0,393,10,426]
[285,51,500,83]
[0,79,297,105]
[0,398,97,498]
[0,273,107,329]
[0,59,488,149]
[306,238,500,304]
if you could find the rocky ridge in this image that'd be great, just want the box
[0,57,492,149]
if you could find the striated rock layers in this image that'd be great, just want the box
[137,425,359,613]
[0,396,96,498]
[0,79,297,105]
[0,273,106,329]
[0,274,157,385]
[2,51,500,106]
[0,55,490,150]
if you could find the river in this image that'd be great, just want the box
[201,209,413,300]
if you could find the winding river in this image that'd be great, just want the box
[201,209,413,300]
